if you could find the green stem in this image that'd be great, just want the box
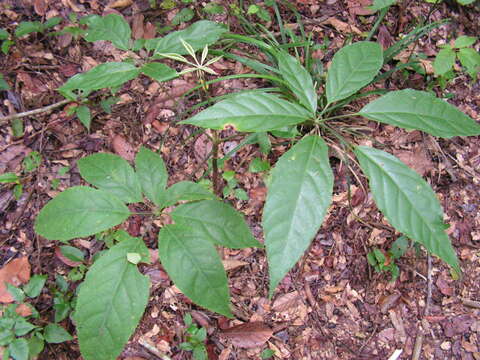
[366,6,390,42]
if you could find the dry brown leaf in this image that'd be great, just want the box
[108,0,133,8]
[15,303,32,317]
[393,148,433,176]
[112,134,135,162]
[194,134,213,164]
[348,0,373,16]
[34,0,49,15]
[144,22,156,39]
[324,17,362,35]
[222,259,248,271]
[132,14,145,40]
[221,322,273,348]
[0,257,31,303]
[272,291,299,312]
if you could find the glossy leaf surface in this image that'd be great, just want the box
[276,51,317,113]
[158,225,232,317]
[171,200,261,249]
[135,147,168,206]
[78,153,142,203]
[35,186,130,241]
[141,63,178,82]
[74,237,150,360]
[263,135,333,296]
[354,146,460,272]
[359,89,480,138]
[326,41,383,103]
[181,92,311,132]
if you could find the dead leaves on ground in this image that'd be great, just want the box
[221,322,273,348]
[0,256,30,303]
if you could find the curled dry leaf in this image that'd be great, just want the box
[112,134,136,162]
[0,257,31,303]
[221,322,273,348]
[34,0,49,16]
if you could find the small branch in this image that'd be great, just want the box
[0,99,70,123]
[138,337,172,360]
[211,131,222,197]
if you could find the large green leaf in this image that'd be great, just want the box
[78,153,142,203]
[84,14,131,50]
[263,135,333,296]
[135,147,168,206]
[74,237,150,360]
[146,20,227,56]
[141,62,178,82]
[326,41,383,103]
[354,146,460,272]
[58,62,140,100]
[160,181,216,208]
[276,51,317,114]
[35,186,130,241]
[171,200,261,249]
[180,92,312,132]
[458,48,480,78]
[359,89,480,138]
[158,225,232,317]
[433,47,455,76]
[368,0,396,11]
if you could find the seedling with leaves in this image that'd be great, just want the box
[179,313,208,360]
[1,275,72,360]
[0,152,43,200]
[367,236,409,280]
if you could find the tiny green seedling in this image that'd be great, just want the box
[222,170,249,201]
[179,314,208,360]
[367,236,409,280]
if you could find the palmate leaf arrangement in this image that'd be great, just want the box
[32,13,480,360]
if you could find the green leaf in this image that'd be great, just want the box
[172,8,194,26]
[74,237,150,360]
[78,153,142,203]
[23,275,47,298]
[0,29,8,40]
[458,48,480,78]
[180,92,312,132]
[58,62,140,100]
[433,47,455,76]
[171,200,262,249]
[390,236,409,259]
[84,14,131,50]
[27,335,44,358]
[276,50,317,113]
[126,252,141,264]
[368,0,396,11]
[454,36,477,48]
[0,172,19,183]
[12,118,24,138]
[326,41,383,103]
[0,74,10,90]
[135,147,168,206]
[76,105,91,131]
[456,0,475,4]
[23,151,41,172]
[6,284,25,303]
[43,324,73,343]
[158,225,232,317]
[160,181,216,208]
[354,146,460,273]
[9,338,29,360]
[358,89,480,138]
[146,20,227,56]
[14,319,36,336]
[141,62,178,82]
[60,246,85,263]
[35,186,131,241]
[44,17,62,29]
[249,157,270,173]
[263,135,333,296]
[15,21,43,37]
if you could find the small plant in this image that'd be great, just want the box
[179,313,208,360]
[433,35,480,88]
[367,236,409,280]
[0,152,43,200]
[222,170,249,201]
[0,275,72,360]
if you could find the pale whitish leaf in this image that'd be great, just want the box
[160,181,216,208]
[180,92,311,132]
[145,20,227,57]
[359,89,480,138]
[135,147,168,206]
[171,200,262,249]
[276,50,317,114]
[326,41,383,103]
[58,62,140,100]
[35,186,130,241]
[141,62,178,82]
[354,146,460,273]
[74,237,150,360]
[84,14,131,50]
[263,135,333,296]
[433,47,455,76]
[158,225,232,317]
[78,153,142,203]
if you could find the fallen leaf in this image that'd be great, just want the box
[194,134,213,164]
[393,148,433,176]
[34,0,50,15]
[0,257,31,303]
[324,17,362,35]
[222,322,273,348]
[55,247,82,267]
[272,291,300,312]
[108,0,133,8]
[112,134,135,162]
[16,303,32,316]
[222,259,248,271]
[377,25,394,50]
[132,14,145,40]
[348,0,373,16]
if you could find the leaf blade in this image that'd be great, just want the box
[160,181,216,208]
[34,186,131,241]
[158,225,232,317]
[141,62,178,82]
[135,147,168,206]
[84,14,131,50]
[354,146,460,272]
[263,135,333,296]
[180,92,311,132]
[326,41,383,103]
[359,89,480,138]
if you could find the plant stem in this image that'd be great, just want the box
[366,6,389,42]
[211,131,222,197]
[0,99,70,123]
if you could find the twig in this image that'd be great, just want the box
[138,337,172,360]
[0,99,70,123]
[460,297,480,309]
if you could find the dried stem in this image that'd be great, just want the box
[211,131,222,197]
[0,99,70,123]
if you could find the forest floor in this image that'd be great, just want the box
[1,0,480,359]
